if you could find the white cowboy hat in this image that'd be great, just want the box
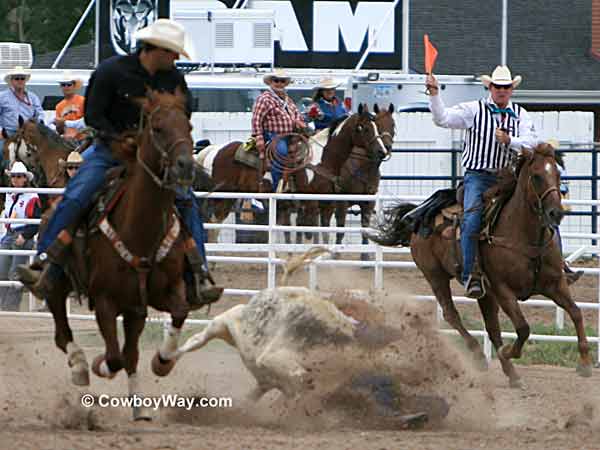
[263,69,292,85]
[546,138,560,149]
[58,151,84,169]
[58,70,83,90]
[314,77,341,90]
[3,66,31,84]
[5,161,33,182]
[481,65,522,88]
[134,19,191,60]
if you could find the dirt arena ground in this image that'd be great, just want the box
[2,261,600,450]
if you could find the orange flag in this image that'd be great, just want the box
[424,34,438,74]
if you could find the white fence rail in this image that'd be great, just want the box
[0,187,599,363]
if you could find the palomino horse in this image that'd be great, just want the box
[369,144,593,386]
[331,103,395,256]
[303,104,393,245]
[197,104,388,243]
[39,90,198,420]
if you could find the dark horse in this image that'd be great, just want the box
[331,103,395,255]
[369,144,593,386]
[40,90,198,420]
[197,105,389,243]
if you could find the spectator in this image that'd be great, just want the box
[58,151,84,181]
[0,161,41,311]
[0,66,44,169]
[305,77,348,130]
[51,71,86,140]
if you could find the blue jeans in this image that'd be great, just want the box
[264,131,288,192]
[38,141,208,269]
[0,230,35,311]
[461,170,498,283]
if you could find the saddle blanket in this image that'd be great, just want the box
[195,145,221,177]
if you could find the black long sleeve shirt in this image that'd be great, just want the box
[84,54,191,141]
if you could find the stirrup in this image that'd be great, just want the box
[465,275,485,299]
[186,275,223,310]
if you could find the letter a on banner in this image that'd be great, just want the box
[424,34,438,74]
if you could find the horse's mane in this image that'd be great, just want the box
[483,144,564,203]
[328,115,351,137]
[33,120,76,150]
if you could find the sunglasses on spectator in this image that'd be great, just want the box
[66,165,79,170]
[11,76,26,81]
[60,82,74,87]
[271,78,288,84]
[10,174,26,178]
[491,83,512,90]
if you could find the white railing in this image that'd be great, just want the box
[0,187,599,363]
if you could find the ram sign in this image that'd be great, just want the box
[98,0,403,69]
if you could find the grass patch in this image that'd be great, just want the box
[440,313,598,367]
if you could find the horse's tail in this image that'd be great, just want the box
[367,202,417,247]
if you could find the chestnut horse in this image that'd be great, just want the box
[370,144,593,386]
[303,104,393,246]
[198,105,389,243]
[39,90,198,420]
[331,103,395,256]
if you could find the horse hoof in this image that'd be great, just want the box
[133,406,153,422]
[498,344,512,360]
[71,368,90,386]
[509,377,523,389]
[576,363,593,378]
[91,355,117,379]
[151,352,176,377]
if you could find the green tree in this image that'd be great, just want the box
[0,0,94,55]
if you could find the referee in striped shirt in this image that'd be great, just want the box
[425,65,537,298]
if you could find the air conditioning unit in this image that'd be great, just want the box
[0,43,33,69]
[172,9,275,67]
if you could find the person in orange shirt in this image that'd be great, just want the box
[52,71,86,140]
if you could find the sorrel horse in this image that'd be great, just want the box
[303,104,393,245]
[369,144,593,386]
[197,105,388,244]
[331,103,395,256]
[38,90,198,420]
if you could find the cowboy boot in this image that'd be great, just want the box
[563,262,584,286]
[465,238,485,299]
[184,244,223,309]
[17,231,72,299]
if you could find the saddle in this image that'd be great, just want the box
[234,138,261,171]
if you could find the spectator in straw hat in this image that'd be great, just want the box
[252,68,306,191]
[17,18,222,308]
[58,151,84,181]
[305,77,348,130]
[0,161,41,311]
[52,71,86,140]
[0,66,44,170]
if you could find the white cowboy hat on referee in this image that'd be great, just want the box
[58,70,83,90]
[263,68,292,85]
[314,77,341,90]
[5,161,33,182]
[3,66,31,84]
[481,65,522,88]
[134,18,191,60]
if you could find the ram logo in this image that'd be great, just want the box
[110,0,157,55]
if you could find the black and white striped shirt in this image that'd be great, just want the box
[429,95,537,171]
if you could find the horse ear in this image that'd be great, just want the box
[373,103,380,114]
[1,128,7,140]
[357,103,364,115]
[18,115,24,128]
[388,103,395,113]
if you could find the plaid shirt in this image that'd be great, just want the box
[251,90,301,137]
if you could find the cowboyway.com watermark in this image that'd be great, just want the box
[80,393,233,410]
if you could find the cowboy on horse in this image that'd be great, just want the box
[425,65,538,298]
[17,19,223,307]
[252,69,307,192]
[305,77,349,130]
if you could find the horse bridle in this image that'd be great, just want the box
[525,157,560,221]
[136,104,192,192]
